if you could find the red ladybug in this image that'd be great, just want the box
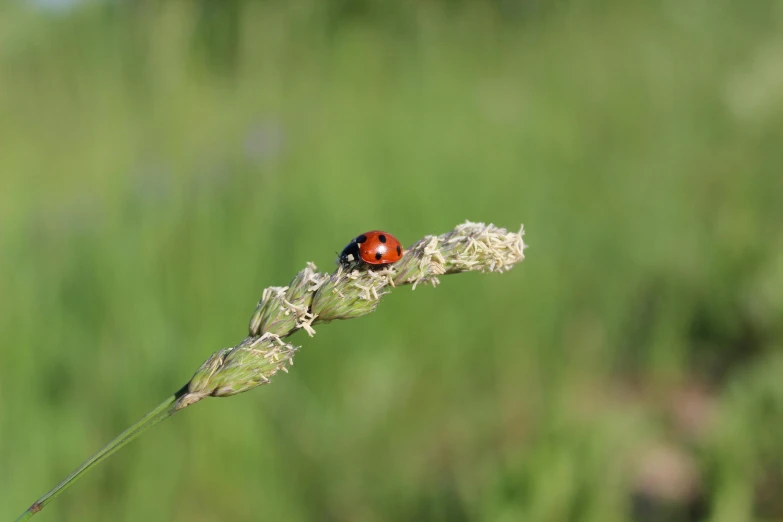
[339,230,404,267]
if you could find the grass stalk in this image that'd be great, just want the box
[14,386,187,521]
[14,221,526,520]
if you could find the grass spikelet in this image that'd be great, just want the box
[15,220,526,521]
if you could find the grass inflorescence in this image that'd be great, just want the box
[15,221,526,521]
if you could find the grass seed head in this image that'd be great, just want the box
[181,333,298,407]
[310,267,388,322]
[248,263,327,337]
[393,221,527,286]
[186,221,526,406]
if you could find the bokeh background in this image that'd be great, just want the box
[2,1,783,521]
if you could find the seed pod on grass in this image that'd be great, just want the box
[393,222,527,287]
[248,262,327,337]
[179,333,298,409]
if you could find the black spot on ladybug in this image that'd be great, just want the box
[375,252,383,261]
[396,245,402,256]
[356,234,367,244]
[378,234,387,243]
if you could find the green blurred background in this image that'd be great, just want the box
[2,1,783,521]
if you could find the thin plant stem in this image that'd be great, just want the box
[15,386,187,522]
[14,221,526,520]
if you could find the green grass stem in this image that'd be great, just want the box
[14,222,525,520]
[15,387,187,521]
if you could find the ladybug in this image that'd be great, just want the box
[339,230,404,267]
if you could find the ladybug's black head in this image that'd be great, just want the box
[338,240,360,267]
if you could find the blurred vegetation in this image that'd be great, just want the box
[2,0,783,521]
